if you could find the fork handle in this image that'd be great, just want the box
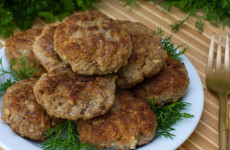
[219,93,229,150]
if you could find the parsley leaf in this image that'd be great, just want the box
[38,12,56,22]
[0,0,99,38]
[0,4,16,38]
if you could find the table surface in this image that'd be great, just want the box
[0,0,230,150]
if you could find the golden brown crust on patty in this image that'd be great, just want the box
[33,23,68,72]
[33,71,117,121]
[133,56,190,105]
[54,11,132,75]
[77,91,157,150]
[5,28,46,76]
[1,78,61,141]
[117,21,167,89]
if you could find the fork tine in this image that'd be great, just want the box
[207,34,215,72]
[224,34,229,72]
[216,34,222,72]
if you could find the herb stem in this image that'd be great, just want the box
[0,56,39,91]
[123,0,230,33]
[42,120,96,150]
[147,99,194,138]
[156,28,187,61]
[170,14,191,32]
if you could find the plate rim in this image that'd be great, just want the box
[0,47,204,150]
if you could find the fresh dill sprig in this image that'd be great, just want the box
[161,36,187,61]
[0,79,15,92]
[122,0,137,10]
[156,28,187,61]
[42,120,96,150]
[123,0,230,33]
[195,16,204,33]
[0,56,39,91]
[171,13,204,33]
[170,14,191,32]
[146,99,194,139]
[156,27,164,37]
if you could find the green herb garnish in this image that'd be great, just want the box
[2,0,226,38]
[123,0,137,10]
[0,56,38,91]
[147,99,194,139]
[156,28,187,61]
[42,120,96,150]
[170,14,191,33]
[0,57,95,149]
[161,36,187,61]
[124,0,230,33]
[0,79,15,92]
[0,0,99,38]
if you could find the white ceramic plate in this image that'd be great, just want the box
[0,47,204,150]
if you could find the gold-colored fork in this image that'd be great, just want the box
[206,34,229,150]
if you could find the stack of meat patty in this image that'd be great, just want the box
[1,11,189,150]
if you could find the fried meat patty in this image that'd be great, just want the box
[117,21,167,89]
[33,23,68,72]
[77,91,157,150]
[133,56,189,105]
[54,11,132,75]
[5,28,45,76]
[1,78,61,141]
[33,71,117,120]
